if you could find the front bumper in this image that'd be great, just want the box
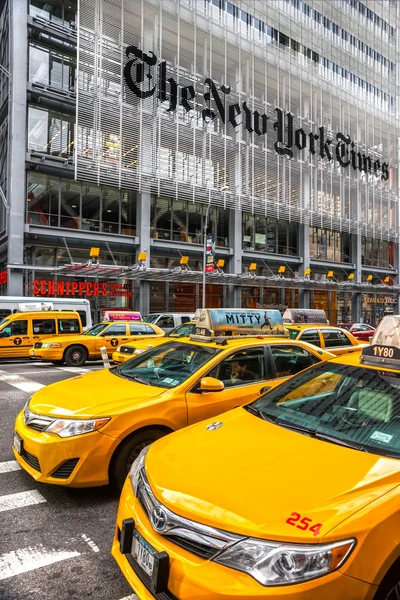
[111,480,377,600]
[30,347,64,361]
[13,410,117,487]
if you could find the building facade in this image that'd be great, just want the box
[0,0,399,324]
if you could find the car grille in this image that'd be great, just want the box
[26,421,49,433]
[51,458,79,479]
[120,346,135,354]
[21,449,41,472]
[136,470,242,561]
[126,554,178,600]
[34,342,43,349]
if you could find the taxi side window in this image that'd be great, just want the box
[129,324,154,335]
[207,348,266,387]
[158,315,174,328]
[101,324,127,336]
[1,320,28,337]
[322,329,352,347]
[58,318,80,334]
[32,319,56,335]
[271,345,320,378]
[299,330,321,347]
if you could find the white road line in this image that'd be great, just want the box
[118,596,139,600]
[0,490,46,513]
[0,370,44,393]
[0,544,80,580]
[58,366,103,373]
[0,461,21,474]
[81,533,100,553]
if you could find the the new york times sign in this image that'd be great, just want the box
[124,45,389,181]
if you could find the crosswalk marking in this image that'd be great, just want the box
[0,544,80,580]
[0,490,46,513]
[0,461,21,474]
[0,370,44,393]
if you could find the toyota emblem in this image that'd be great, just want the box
[150,506,168,532]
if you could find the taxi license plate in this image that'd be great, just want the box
[13,432,22,455]
[131,531,155,577]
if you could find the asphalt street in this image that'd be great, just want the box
[0,360,138,600]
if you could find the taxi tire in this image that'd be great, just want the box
[375,567,400,600]
[64,345,88,367]
[111,429,167,490]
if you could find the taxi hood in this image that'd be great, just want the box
[146,408,400,541]
[28,369,165,418]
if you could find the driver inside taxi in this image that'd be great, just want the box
[230,357,255,383]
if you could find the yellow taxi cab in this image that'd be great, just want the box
[112,315,400,600]
[13,309,333,489]
[29,320,164,367]
[112,321,197,364]
[0,310,82,358]
[286,324,367,356]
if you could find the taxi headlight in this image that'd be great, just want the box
[129,445,150,496]
[45,417,110,438]
[215,538,355,585]
[42,342,62,348]
[116,346,121,352]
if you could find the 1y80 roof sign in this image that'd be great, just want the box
[361,315,400,368]
[192,309,285,340]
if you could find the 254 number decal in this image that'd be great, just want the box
[286,512,323,536]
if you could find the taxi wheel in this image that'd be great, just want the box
[64,345,88,367]
[375,569,400,600]
[111,429,167,490]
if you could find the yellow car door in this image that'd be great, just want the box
[94,323,129,356]
[0,318,31,358]
[186,346,274,425]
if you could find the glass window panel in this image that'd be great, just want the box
[309,227,318,258]
[288,222,298,256]
[82,184,101,231]
[155,197,172,240]
[188,203,203,245]
[266,218,277,253]
[278,220,287,254]
[30,0,63,23]
[121,191,136,236]
[28,106,74,157]
[27,172,59,227]
[327,231,335,261]
[172,200,188,242]
[342,233,350,263]
[243,213,254,250]
[217,208,229,247]
[102,187,120,234]
[29,44,49,86]
[254,215,266,252]
[60,180,81,229]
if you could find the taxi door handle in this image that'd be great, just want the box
[121,338,128,341]
[33,336,40,339]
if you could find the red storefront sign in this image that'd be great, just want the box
[205,264,215,273]
[0,270,7,285]
[32,280,132,297]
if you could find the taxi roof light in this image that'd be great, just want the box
[190,309,286,342]
[361,315,400,369]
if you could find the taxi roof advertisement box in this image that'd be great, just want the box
[103,311,142,321]
[195,309,285,338]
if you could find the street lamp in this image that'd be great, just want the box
[202,186,229,309]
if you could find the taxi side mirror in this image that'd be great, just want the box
[0,332,4,338]
[199,377,225,393]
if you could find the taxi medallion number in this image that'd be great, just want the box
[13,432,22,455]
[131,531,155,577]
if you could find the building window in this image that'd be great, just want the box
[242,214,298,256]
[29,42,76,92]
[28,105,74,157]
[30,0,77,26]
[310,227,350,263]
[362,237,395,269]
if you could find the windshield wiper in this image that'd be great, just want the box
[244,405,278,424]
[126,374,151,386]
[274,418,319,436]
[313,432,370,452]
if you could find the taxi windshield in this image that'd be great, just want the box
[248,363,400,459]
[83,323,108,336]
[0,318,10,328]
[113,341,220,389]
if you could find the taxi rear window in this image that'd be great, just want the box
[288,329,299,340]
[249,363,400,459]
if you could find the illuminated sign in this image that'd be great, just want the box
[32,280,132,297]
[0,270,7,285]
[124,45,389,181]
[364,297,396,304]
